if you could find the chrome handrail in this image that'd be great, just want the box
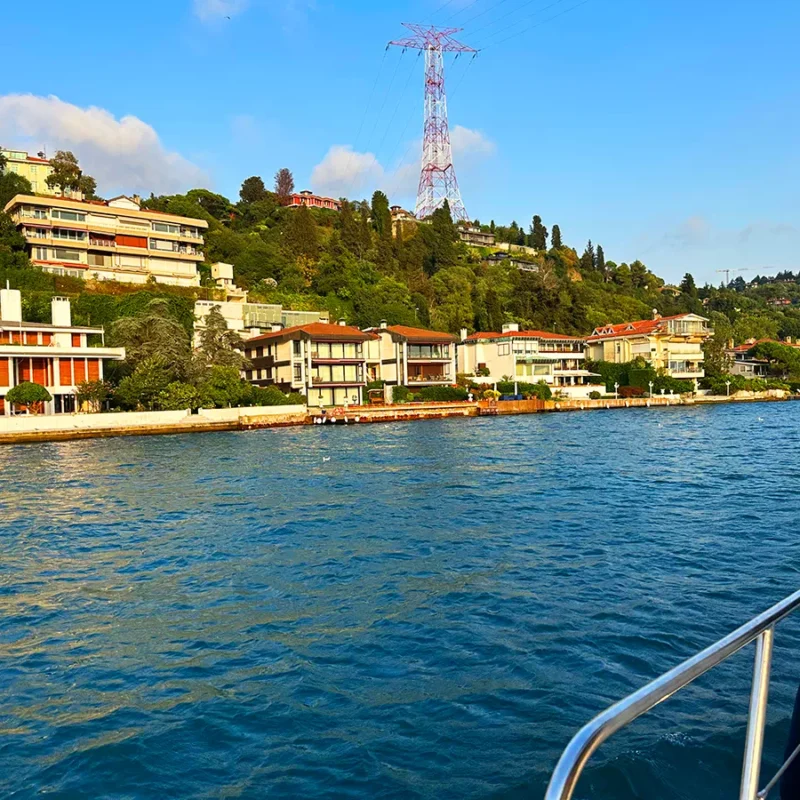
[545,588,800,800]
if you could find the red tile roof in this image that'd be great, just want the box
[586,314,704,342]
[729,338,800,352]
[379,325,457,343]
[466,329,585,341]
[247,322,378,343]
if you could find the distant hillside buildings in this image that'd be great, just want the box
[4,193,207,287]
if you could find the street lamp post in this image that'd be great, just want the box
[726,380,731,397]
[649,380,654,397]
[614,382,619,400]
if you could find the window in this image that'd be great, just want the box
[27,227,48,239]
[51,209,86,222]
[31,181,38,191]
[293,340,302,356]
[257,347,264,358]
[152,221,180,234]
[54,248,81,262]
[149,238,178,251]
[498,343,510,356]
[53,228,86,241]
[88,253,111,267]
[30,166,37,175]
[34,247,48,260]
[293,363,302,383]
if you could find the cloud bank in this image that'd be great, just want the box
[0,94,209,196]
[310,126,495,200]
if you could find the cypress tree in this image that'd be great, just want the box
[531,215,548,250]
[596,245,606,278]
[551,224,563,249]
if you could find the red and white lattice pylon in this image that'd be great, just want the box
[388,24,476,222]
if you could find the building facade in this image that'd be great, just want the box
[364,323,457,386]
[458,324,598,398]
[287,191,341,212]
[242,321,377,406]
[458,227,496,247]
[0,289,125,415]
[726,338,800,378]
[4,194,208,286]
[586,313,711,386]
[0,148,53,194]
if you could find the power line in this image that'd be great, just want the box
[442,0,483,23]
[479,0,591,49]
[471,0,568,46]
[373,51,421,169]
[341,49,388,197]
[428,0,462,21]
[455,0,518,29]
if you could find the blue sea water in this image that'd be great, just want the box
[1,401,800,799]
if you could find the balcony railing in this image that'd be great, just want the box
[90,238,115,247]
[408,374,450,382]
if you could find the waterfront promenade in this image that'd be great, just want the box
[0,390,792,444]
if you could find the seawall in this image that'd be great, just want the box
[0,405,308,444]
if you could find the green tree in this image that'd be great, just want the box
[196,307,249,370]
[116,356,174,410]
[110,298,192,376]
[484,287,504,331]
[5,381,51,413]
[530,215,548,250]
[551,224,563,249]
[240,176,267,204]
[430,265,474,333]
[370,190,392,238]
[45,151,98,198]
[680,272,698,297]
[338,200,363,255]
[749,341,800,378]
[595,245,606,280]
[703,312,733,378]
[580,240,595,273]
[156,382,201,411]
[0,171,33,208]
[283,204,319,260]
[422,201,459,275]
[198,365,250,408]
[76,380,112,412]
[274,168,295,205]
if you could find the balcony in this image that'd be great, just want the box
[89,238,116,248]
[408,374,451,383]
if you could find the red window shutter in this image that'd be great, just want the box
[117,235,147,248]
[41,333,52,345]
[19,360,31,382]
[60,360,73,386]
[32,359,47,385]
[74,360,87,384]
[72,333,81,347]
[87,359,100,381]
[0,359,8,385]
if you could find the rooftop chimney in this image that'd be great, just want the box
[51,296,71,328]
[502,323,519,334]
[337,318,347,327]
[380,319,388,329]
[460,327,468,342]
[270,323,283,332]
[0,286,22,322]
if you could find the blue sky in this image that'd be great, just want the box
[2,0,800,285]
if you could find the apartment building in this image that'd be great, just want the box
[586,312,711,386]
[0,147,53,194]
[242,321,377,406]
[458,323,598,398]
[458,226,496,247]
[0,288,125,415]
[364,322,457,386]
[287,191,341,212]
[4,194,208,287]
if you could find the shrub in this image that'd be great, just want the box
[5,381,52,413]
[496,380,552,400]
[157,382,201,411]
[76,380,112,412]
[416,385,468,402]
[619,386,645,398]
[589,390,602,400]
[366,380,385,391]
[482,389,500,400]
[393,385,412,403]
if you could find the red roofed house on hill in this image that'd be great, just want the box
[364,322,457,387]
[586,312,712,388]
[242,320,378,407]
[458,323,599,398]
[287,191,341,212]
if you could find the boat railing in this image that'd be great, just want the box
[545,588,800,800]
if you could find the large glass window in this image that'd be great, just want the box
[53,228,86,240]
[293,340,302,357]
[53,248,81,262]
[152,221,180,234]
[149,238,178,251]
[88,253,111,267]
[408,344,450,359]
[51,209,86,222]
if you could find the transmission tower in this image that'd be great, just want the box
[389,24,476,221]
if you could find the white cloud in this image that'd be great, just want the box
[451,125,496,159]
[0,94,209,196]
[662,215,713,249]
[310,145,384,198]
[310,126,496,201]
[193,0,248,22]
